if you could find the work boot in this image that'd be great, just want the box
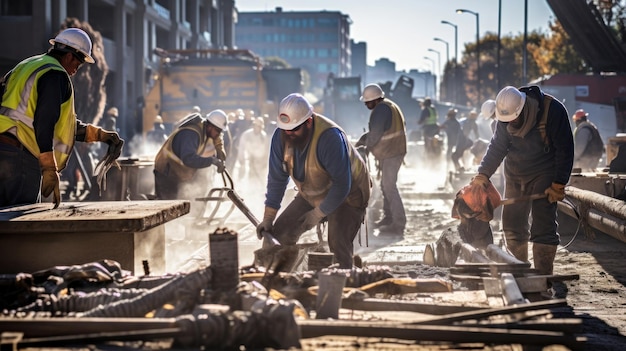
[532,243,557,275]
[379,223,404,236]
[373,216,392,228]
[506,240,529,262]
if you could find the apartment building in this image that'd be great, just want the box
[235,7,352,93]
[0,0,234,139]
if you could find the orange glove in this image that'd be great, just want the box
[544,182,566,203]
[39,151,61,208]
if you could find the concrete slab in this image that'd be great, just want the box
[0,200,189,275]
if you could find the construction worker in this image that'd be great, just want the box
[256,93,370,269]
[358,83,407,234]
[572,109,604,172]
[146,115,168,147]
[440,108,462,169]
[237,117,269,183]
[466,85,574,275]
[451,110,480,172]
[481,99,497,133]
[418,97,439,155]
[153,110,227,200]
[0,28,123,208]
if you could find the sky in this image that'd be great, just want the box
[235,0,556,73]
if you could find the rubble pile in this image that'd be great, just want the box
[0,226,587,350]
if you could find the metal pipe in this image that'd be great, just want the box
[559,186,626,243]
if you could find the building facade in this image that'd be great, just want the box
[0,0,235,140]
[235,7,352,93]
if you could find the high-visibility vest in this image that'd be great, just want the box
[0,54,76,169]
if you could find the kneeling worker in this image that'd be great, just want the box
[257,93,371,269]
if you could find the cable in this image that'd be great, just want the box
[558,196,584,249]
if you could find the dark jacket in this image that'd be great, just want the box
[478,86,574,185]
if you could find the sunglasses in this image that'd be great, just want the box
[287,121,306,132]
[71,51,86,64]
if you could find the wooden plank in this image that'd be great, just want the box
[358,278,452,295]
[341,298,482,315]
[0,201,190,233]
[298,320,585,349]
[409,299,568,326]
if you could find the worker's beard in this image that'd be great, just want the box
[284,127,311,150]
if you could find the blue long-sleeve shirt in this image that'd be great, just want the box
[172,129,214,169]
[265,127,352,215]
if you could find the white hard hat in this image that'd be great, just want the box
[360,83,385,102]
[480,99,496,119]
[154,115,163,124]
[206,109,228,130]
[277,93,313,130]
[495,86,526,122]
[107,107,118,117]
[49,28,95,64]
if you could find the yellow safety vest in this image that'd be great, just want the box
[0,54,76,169]
[283,114,370,209]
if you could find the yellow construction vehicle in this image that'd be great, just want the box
[142,48,302,134]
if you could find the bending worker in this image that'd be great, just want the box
[466,85,573,276]
[153,110,227,200]
[257,93,371,269]
[0,28,123,208]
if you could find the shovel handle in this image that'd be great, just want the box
[501,193,547,205]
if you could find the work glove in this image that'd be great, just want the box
[256,206,278,240]
[85,125,124,160]
[469,173,490,189]
[210,157,226,173]
[544,182,566,203]
[39,151,61,209]
[298,207,326,232]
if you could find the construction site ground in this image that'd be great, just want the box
[3,144,626,350]
[160,144,626,350]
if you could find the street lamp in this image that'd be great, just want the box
[440,20,457,63]
[434,38,450,103]
[424,56,437,99]
[427,48,441,77]
[433,38,449,64]
[457,8,480,103]
[440,20,458,104]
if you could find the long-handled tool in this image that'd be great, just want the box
[500,193,547,206]
[226,187,280,247]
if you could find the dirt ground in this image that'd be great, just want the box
[296,148,626,350]
[16,144,624,350]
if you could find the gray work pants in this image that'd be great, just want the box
[379,154,406,227]
[501,173,560,246]
[273,195,365,269]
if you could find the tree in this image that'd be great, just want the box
[528,20,587,75]
[443,28,576,107]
